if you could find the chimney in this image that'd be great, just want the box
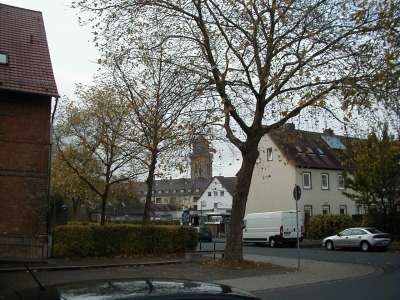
[323,128,334,136]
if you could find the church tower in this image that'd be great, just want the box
[190,135,213,179]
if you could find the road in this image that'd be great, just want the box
[198,240,399,300]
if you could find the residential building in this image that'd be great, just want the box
[196,176,237,213]
[247,124,358,233]
[135,177,212,218]
[0,4,59,260]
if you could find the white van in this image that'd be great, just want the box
[242,210,304,247]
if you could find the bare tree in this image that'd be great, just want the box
[54,85,146,225]
[101,46,209,224]
[73,0,399,260]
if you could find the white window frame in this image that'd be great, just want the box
[322,205,330,215]
[208,192,212,197]
[267,148,273,161]
[304,205,313,217]
[303,172,311,189]
[339,205,347,215]
[220,191,225,197]
[213,191,218,196]
[321,173,329,190]
[338,174,345,190]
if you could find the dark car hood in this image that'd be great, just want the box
[1,278,261,300]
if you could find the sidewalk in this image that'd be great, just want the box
[217,254,378,292]
[1,239,396,293]
[0,254,379,293]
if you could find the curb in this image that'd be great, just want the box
[0,260,183,273]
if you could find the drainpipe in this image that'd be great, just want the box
[47,96,59,257]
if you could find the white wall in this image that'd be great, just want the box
[247,136,296,214]
[197,178,233,211]
[247,135,357,219]
[295,167,357,216]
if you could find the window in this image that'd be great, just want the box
[220,191,225,196]
[339,229,352,236]
[0,52,9,65]
[156,198,162,203]
[321,173,329,189]
[163,199,169,203]
[267,148,273,161]
[338,174,345,190]
[339,205,347,215]
[356,205,363,215]
[158,190,162,194]
[195,188,200,192]
[173,190,177,193]
[303,172,311,189]
[213,191,218,196]
[208,192,212,197]
[180,189,185,193]
[304,205,312,217]
[322,205,330,215]
[188,189,191,193]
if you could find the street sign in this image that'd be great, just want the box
[293,185,301,201]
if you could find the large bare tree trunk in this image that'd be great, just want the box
[225,138,260,260]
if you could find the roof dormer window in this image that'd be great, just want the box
[0,52,9,65]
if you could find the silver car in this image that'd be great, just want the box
[322,227,391,252]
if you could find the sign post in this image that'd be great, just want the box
[293,184,301,269]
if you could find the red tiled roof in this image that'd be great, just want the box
[0,3,59,97]
[268,126,358,170]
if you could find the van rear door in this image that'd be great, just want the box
[282,212,298,238]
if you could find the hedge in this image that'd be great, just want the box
[307,214,357,239]
[361,212,400,241]
[51,225,197,258]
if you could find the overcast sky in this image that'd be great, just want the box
[3,0,241,177]
[2,0,99,99]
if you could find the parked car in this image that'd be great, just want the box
[1,278,262,300]
[322,227,391,252]
[195,226,213,242]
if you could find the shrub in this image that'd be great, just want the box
[307,214,357,239]
[361,212,400,241]
[51,225,197,258]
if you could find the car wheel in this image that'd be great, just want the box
[361,241,370,252]
[326,240,334,250]
[269,238,276,248]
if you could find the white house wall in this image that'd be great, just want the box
[247,135,358,219]
[197,178,233,212]
[247,136,296,214]
[295,167,358,216]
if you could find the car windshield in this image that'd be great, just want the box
[365,228,382,234]
[199,228,211,234]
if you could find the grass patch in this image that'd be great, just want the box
[196,259,274,270]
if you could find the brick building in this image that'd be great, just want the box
[0,4,59,260]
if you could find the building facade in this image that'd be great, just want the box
[247,124,359,234]
[0,4,59,260]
